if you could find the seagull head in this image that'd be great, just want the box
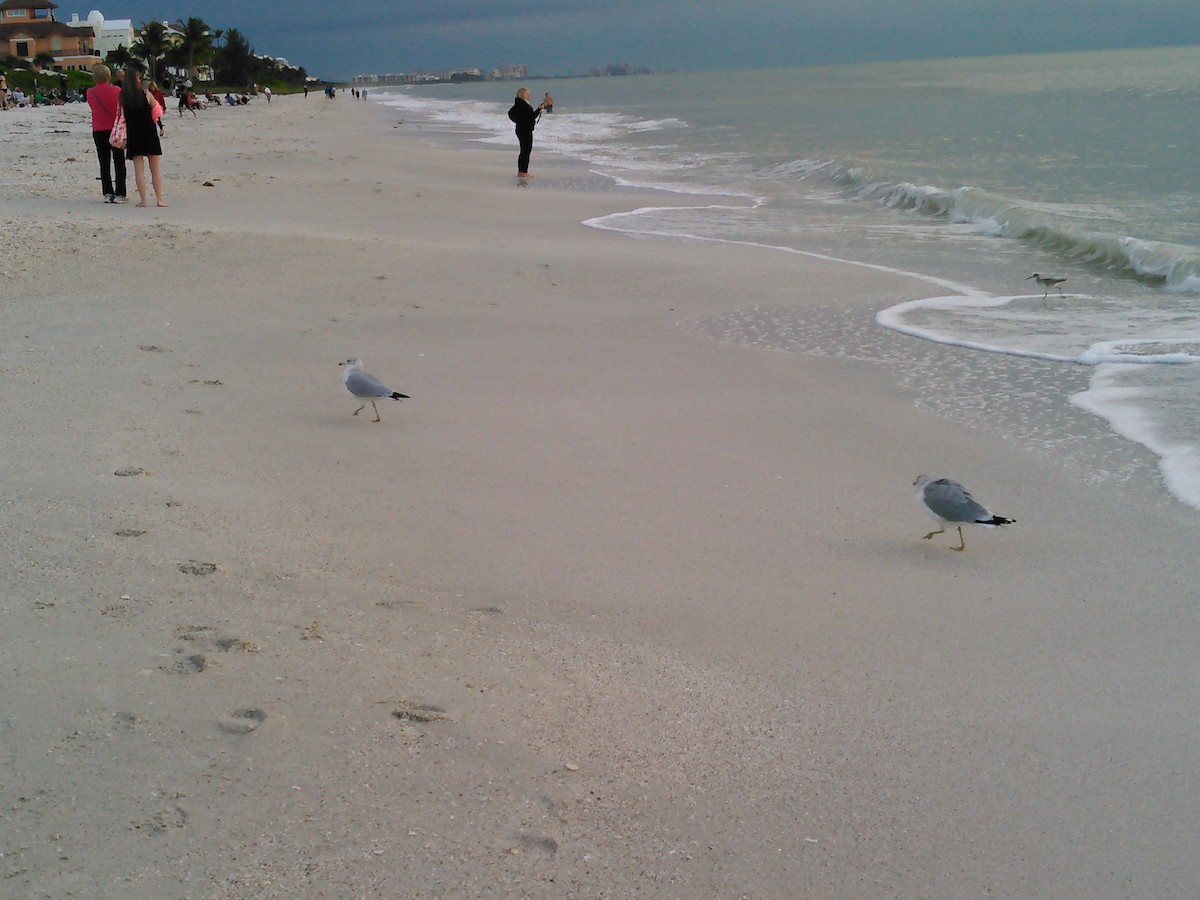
[913,474,930,488]
[339,357,362,371]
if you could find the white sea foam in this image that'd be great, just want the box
[838,177,1200,294]
[1072,366,1200,511]
[383,54,1200,514]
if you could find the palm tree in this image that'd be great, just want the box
[131,21,169,82]
[177,17,213,81]
[215,28,254,87]
[105,44,137,73]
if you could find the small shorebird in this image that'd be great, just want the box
[1026,273,1067,298]
[339,358,410,422]
[913,475,1015,551]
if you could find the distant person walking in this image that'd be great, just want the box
[121,68,167,208]
[85,63,126,203]
[542,92,554,113]
[507,87,544,179]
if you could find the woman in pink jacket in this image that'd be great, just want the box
[85,63,126,203]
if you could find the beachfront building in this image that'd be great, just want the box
[0,0,97,71]
[65,9,131,59]
[159,19,214,83]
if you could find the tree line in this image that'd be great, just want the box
[105,17,309,89]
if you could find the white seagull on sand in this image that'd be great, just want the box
[339,357,410,422]
[913,475,1015,551]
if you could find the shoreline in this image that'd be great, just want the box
[4,95,1200,897]
[375,82,1200,519]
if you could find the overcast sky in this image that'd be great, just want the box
[100,0,1200,80]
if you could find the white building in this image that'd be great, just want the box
[66,9,132,58]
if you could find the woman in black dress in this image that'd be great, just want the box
[121,68,167,207]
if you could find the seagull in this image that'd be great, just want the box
[339,357,410,422]
[1025,273,1067,298]
[913,475,1015,551]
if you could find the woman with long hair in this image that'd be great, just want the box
[120,67,167,208]
[85,63,126,203]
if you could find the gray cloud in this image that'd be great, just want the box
[107,0,1200,80]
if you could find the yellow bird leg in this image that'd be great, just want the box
[953,526,967,551]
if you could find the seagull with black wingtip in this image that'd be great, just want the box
[339,357,410,423]
[913,475,1015,551]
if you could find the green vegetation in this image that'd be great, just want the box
[1,16,311,101]
[1,59,93,96]
[109,17,310,90]
[121,18,309,91]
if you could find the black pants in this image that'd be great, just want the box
[517,129,533,174]
[92,130,126,197]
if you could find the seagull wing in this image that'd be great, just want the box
[922,478,993,524]
[345,369,393,399]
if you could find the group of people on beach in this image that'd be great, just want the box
[84,65,268,209]
[0,72,85,108]
[85,63,166,208]
[508,89,553,179]
[86,74,558,203]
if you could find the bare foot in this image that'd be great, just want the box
[157,201,169,208]
[135,201,148,207]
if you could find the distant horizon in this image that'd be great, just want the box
[343,42,1200,86]
[97,1,1200,84]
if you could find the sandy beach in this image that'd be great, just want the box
[3,94,1199,898]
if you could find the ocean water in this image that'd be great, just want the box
[374,46,1200,511]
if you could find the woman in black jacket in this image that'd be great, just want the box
[507,88,544,178]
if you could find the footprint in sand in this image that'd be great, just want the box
[114,528,148,537]
[376,599,423,611]
[175,624,257,653]
[162,626,258,675]
[218,708,266,734]
[392,701,448,723]
[162,652,208,675]
[132,806,188,836]
[178,561,217,576]
[513,834,560,857]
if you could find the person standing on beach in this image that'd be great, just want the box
[507,87,543,179]
[85,63,126,203]
[542,92,554,113]
[120,68,167,208]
